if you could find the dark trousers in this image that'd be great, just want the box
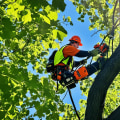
[86,62,99,76]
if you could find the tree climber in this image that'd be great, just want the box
[51,35,109,89]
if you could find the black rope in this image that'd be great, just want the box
[55,67,59,93]
[68,87,80,120]
[62,89,68,101]
[112,38,114,54]
[56,80,59,92]
[119,0,120,45]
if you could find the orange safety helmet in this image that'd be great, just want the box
[69,36,83,46]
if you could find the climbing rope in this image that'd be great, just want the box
[68,88,80,120]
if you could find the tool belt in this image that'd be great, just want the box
[52,66,76,89]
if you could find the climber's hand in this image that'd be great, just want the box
[89,48,99,56]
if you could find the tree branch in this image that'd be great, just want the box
[112,0,119,25]
[91,30,102,37]
[105,106,120,120]
[85,45,120,120]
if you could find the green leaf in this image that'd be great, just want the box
[57,30,67,41]
[52,29,58,39]
[38,22,50,34]
[81,14,84,18]
[67,16,71,22]
[1,18,16,39]
[22,9,32,24]
[81,19,84,22]
[26,0,48,10]
[0,111,6,119]
[70,21,73,26]
[52,0,66,11]
[48,11,58,20]
[40,13,51,24]
[57,26,67,34]
[87,12,92,15]
[42,40,50,49]
[76,5,83,14]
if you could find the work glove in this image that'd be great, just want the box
[89,48,99,56]
[80,59,87,65]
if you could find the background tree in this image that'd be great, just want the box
[0,0,68,119]
[0,0,120,120]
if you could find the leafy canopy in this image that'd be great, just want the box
[0,0,120,119]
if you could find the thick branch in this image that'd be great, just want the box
[105,106,120,120]
[85,45,120,120]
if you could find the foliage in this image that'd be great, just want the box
[0,0,120,119]
[0,0,67,119]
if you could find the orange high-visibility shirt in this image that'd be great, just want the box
[63,45,80,57]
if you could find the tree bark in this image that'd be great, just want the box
[85,45,120,120]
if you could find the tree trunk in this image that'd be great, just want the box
[85,45,120,120]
